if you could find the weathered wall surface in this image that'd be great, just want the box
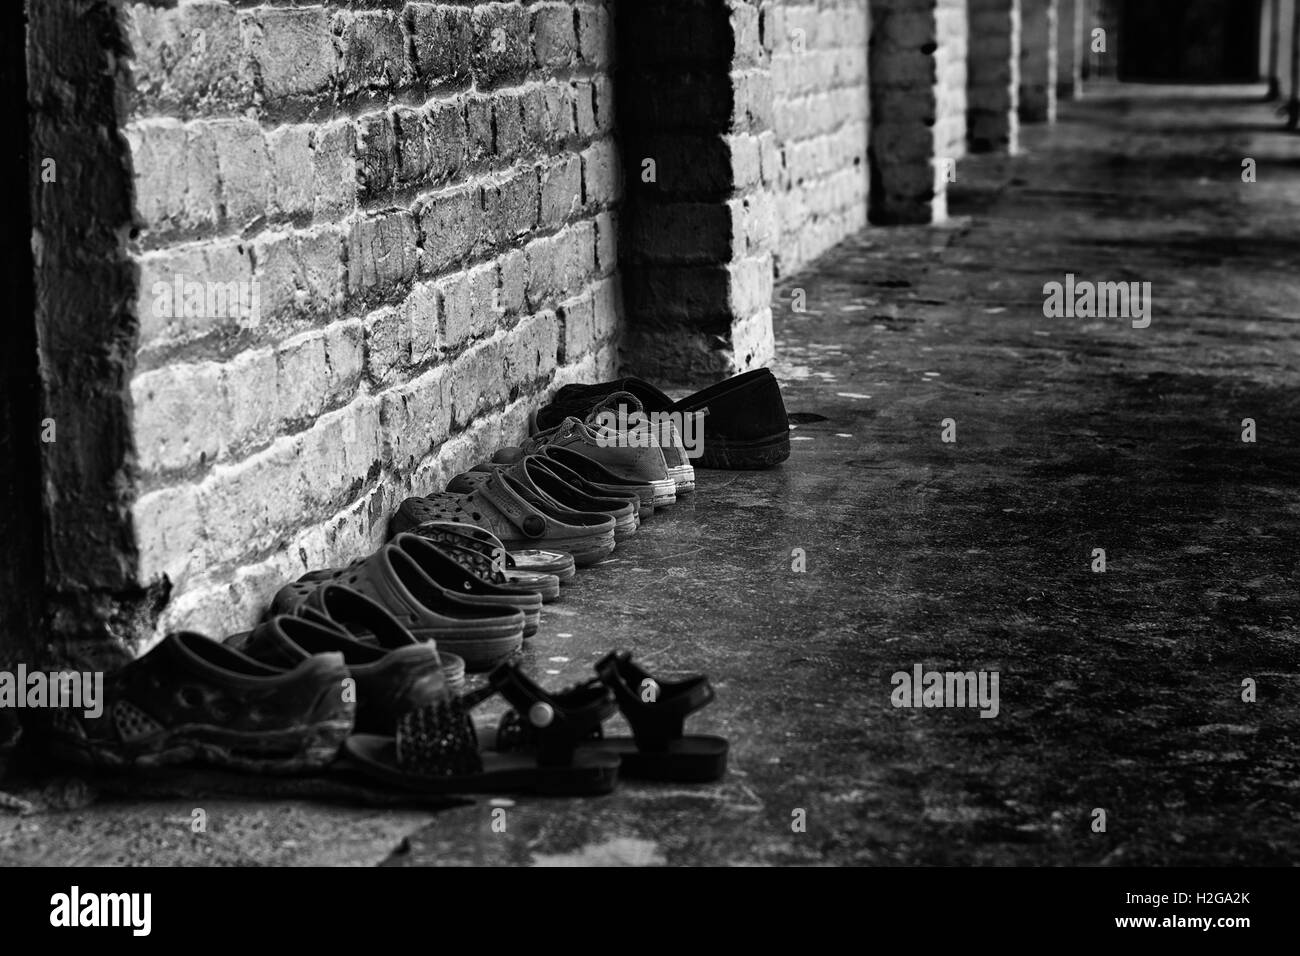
[765,0,870,277]
[31,0,624,649]
[28,0,145,666]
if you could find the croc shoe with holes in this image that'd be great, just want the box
[391,467,616,567]
[397,521,562,603]
[270,542,526,672]
[401,520,575,588]
[447,455,639,540]
[46,632,354,774]
[228,585,467,697]
[295,583,467,692]
[278,536,542,637]
[238,615,448,735]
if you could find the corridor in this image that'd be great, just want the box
[4,84,1298,868]
[386,83,1300,866]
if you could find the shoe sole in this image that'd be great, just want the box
[440,655,467,696]
[649,478,677,510]
[667,464,696,494]
[503,531,615,568]
[506,574,562,602]
[49,720,354,775]
[508,551,577,581]
[433,632,525,672]
[697,432,791,470]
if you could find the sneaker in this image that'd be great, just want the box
[584,391,695,495]
[532,368,790,470]
[495,417,677,510]
[47,632,354,773]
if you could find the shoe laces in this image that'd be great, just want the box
[521,416,584,454]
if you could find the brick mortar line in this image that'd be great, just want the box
[127,65,615,128]
[133,201,618,370]
[127,93,613,251]
[137,331,618,581]
[128,132,616,257]
[133,272,619,488]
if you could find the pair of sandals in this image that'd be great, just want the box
[341,652,729,796]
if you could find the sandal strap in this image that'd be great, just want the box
[479,471,552,538]
[420,471,550,540]
[487,664,615,766]
[595,651,715,752]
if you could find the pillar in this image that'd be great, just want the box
[968,0,1021,153]
[1019,0,1057,123]
[1056,0,1082,99]
[617,0,776,383]
[870,0,969,224]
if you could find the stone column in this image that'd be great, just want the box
[617,0,777,384]
[1056,0,1082,99]
[870,0,969,224]
[1019,0,1057,123]
[968,0,1020,153]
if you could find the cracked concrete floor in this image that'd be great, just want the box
[5,84,1299,866]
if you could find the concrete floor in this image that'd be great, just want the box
[5,85,1300,866]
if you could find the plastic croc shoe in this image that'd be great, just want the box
[448,456,639,540]
[238,615,446,735]
[277,538,540,638]
[403,519,575,584]
[397,521,562,603]
[495,652,728,783]
[341,663,620,796]
[271,545,526,672]
[252,584,466,696]
[46,632,354,774]
[391,468,616,567]
[388,534,543,638]
[532,369,790,470]
[511,454,644,526]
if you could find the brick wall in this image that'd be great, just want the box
[765,0,870,277]
[31,0,624,652]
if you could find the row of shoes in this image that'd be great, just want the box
[47,370,791,795]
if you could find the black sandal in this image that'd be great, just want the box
[496,652,729,783]
[342,664,620,796]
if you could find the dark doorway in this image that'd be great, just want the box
[1119,0,1264,82]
